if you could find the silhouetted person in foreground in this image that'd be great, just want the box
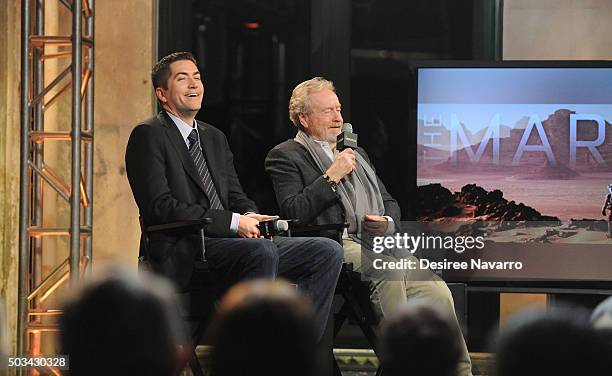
[379,299,463,376]
[495,307,612,376]
[591,295,612,345]
[209,279,319,376]
[60,267,187,376]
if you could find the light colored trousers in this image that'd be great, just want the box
[343,237,473,376]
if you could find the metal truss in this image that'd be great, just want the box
[18,0,94,372]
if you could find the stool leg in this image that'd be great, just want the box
[189,354,205,376]
[333,310,347,337]
[188,310,209,376]
[375,365,384,376]
[333,351,343,376]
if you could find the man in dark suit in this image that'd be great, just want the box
[265,77,472,375]
[125,53,343,339]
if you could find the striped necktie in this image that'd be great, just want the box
[187,129,223,210]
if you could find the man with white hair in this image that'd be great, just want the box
[265,77,472,376]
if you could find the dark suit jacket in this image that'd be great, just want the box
[265,139,401,243]
[126,111,257,288]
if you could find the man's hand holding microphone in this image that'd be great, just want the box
[325,123,358,183]
[325,149,356,183]
[327,123,389,230]
[237,214,278,238]
[238,214,290,239]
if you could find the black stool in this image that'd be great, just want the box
[139,218,214,376]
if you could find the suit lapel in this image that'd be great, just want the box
[296,141,325,175]
[158,112,209,198]
[198,123,228,208]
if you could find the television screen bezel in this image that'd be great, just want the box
[411,60,612,291]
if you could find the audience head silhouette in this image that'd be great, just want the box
[59,266,186,376]
[591,296,612,346]
[496,306,612,376]
[209,279,319,376]
[379,298,463,376]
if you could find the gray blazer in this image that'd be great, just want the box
[265,139,400,243]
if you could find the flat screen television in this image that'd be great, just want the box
[413,61,612,287]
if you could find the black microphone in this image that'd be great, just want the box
[258,219,289,239]
[336,122,358,151]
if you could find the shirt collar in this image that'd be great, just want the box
[312,138,335,160]
[166,111,197,146]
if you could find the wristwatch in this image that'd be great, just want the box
[322,174,338,192]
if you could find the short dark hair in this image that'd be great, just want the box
[151,52,197,90]
[60,267,187,376]
[209,280,319,376]
[380,300,463,376]
[496,307,612,376]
